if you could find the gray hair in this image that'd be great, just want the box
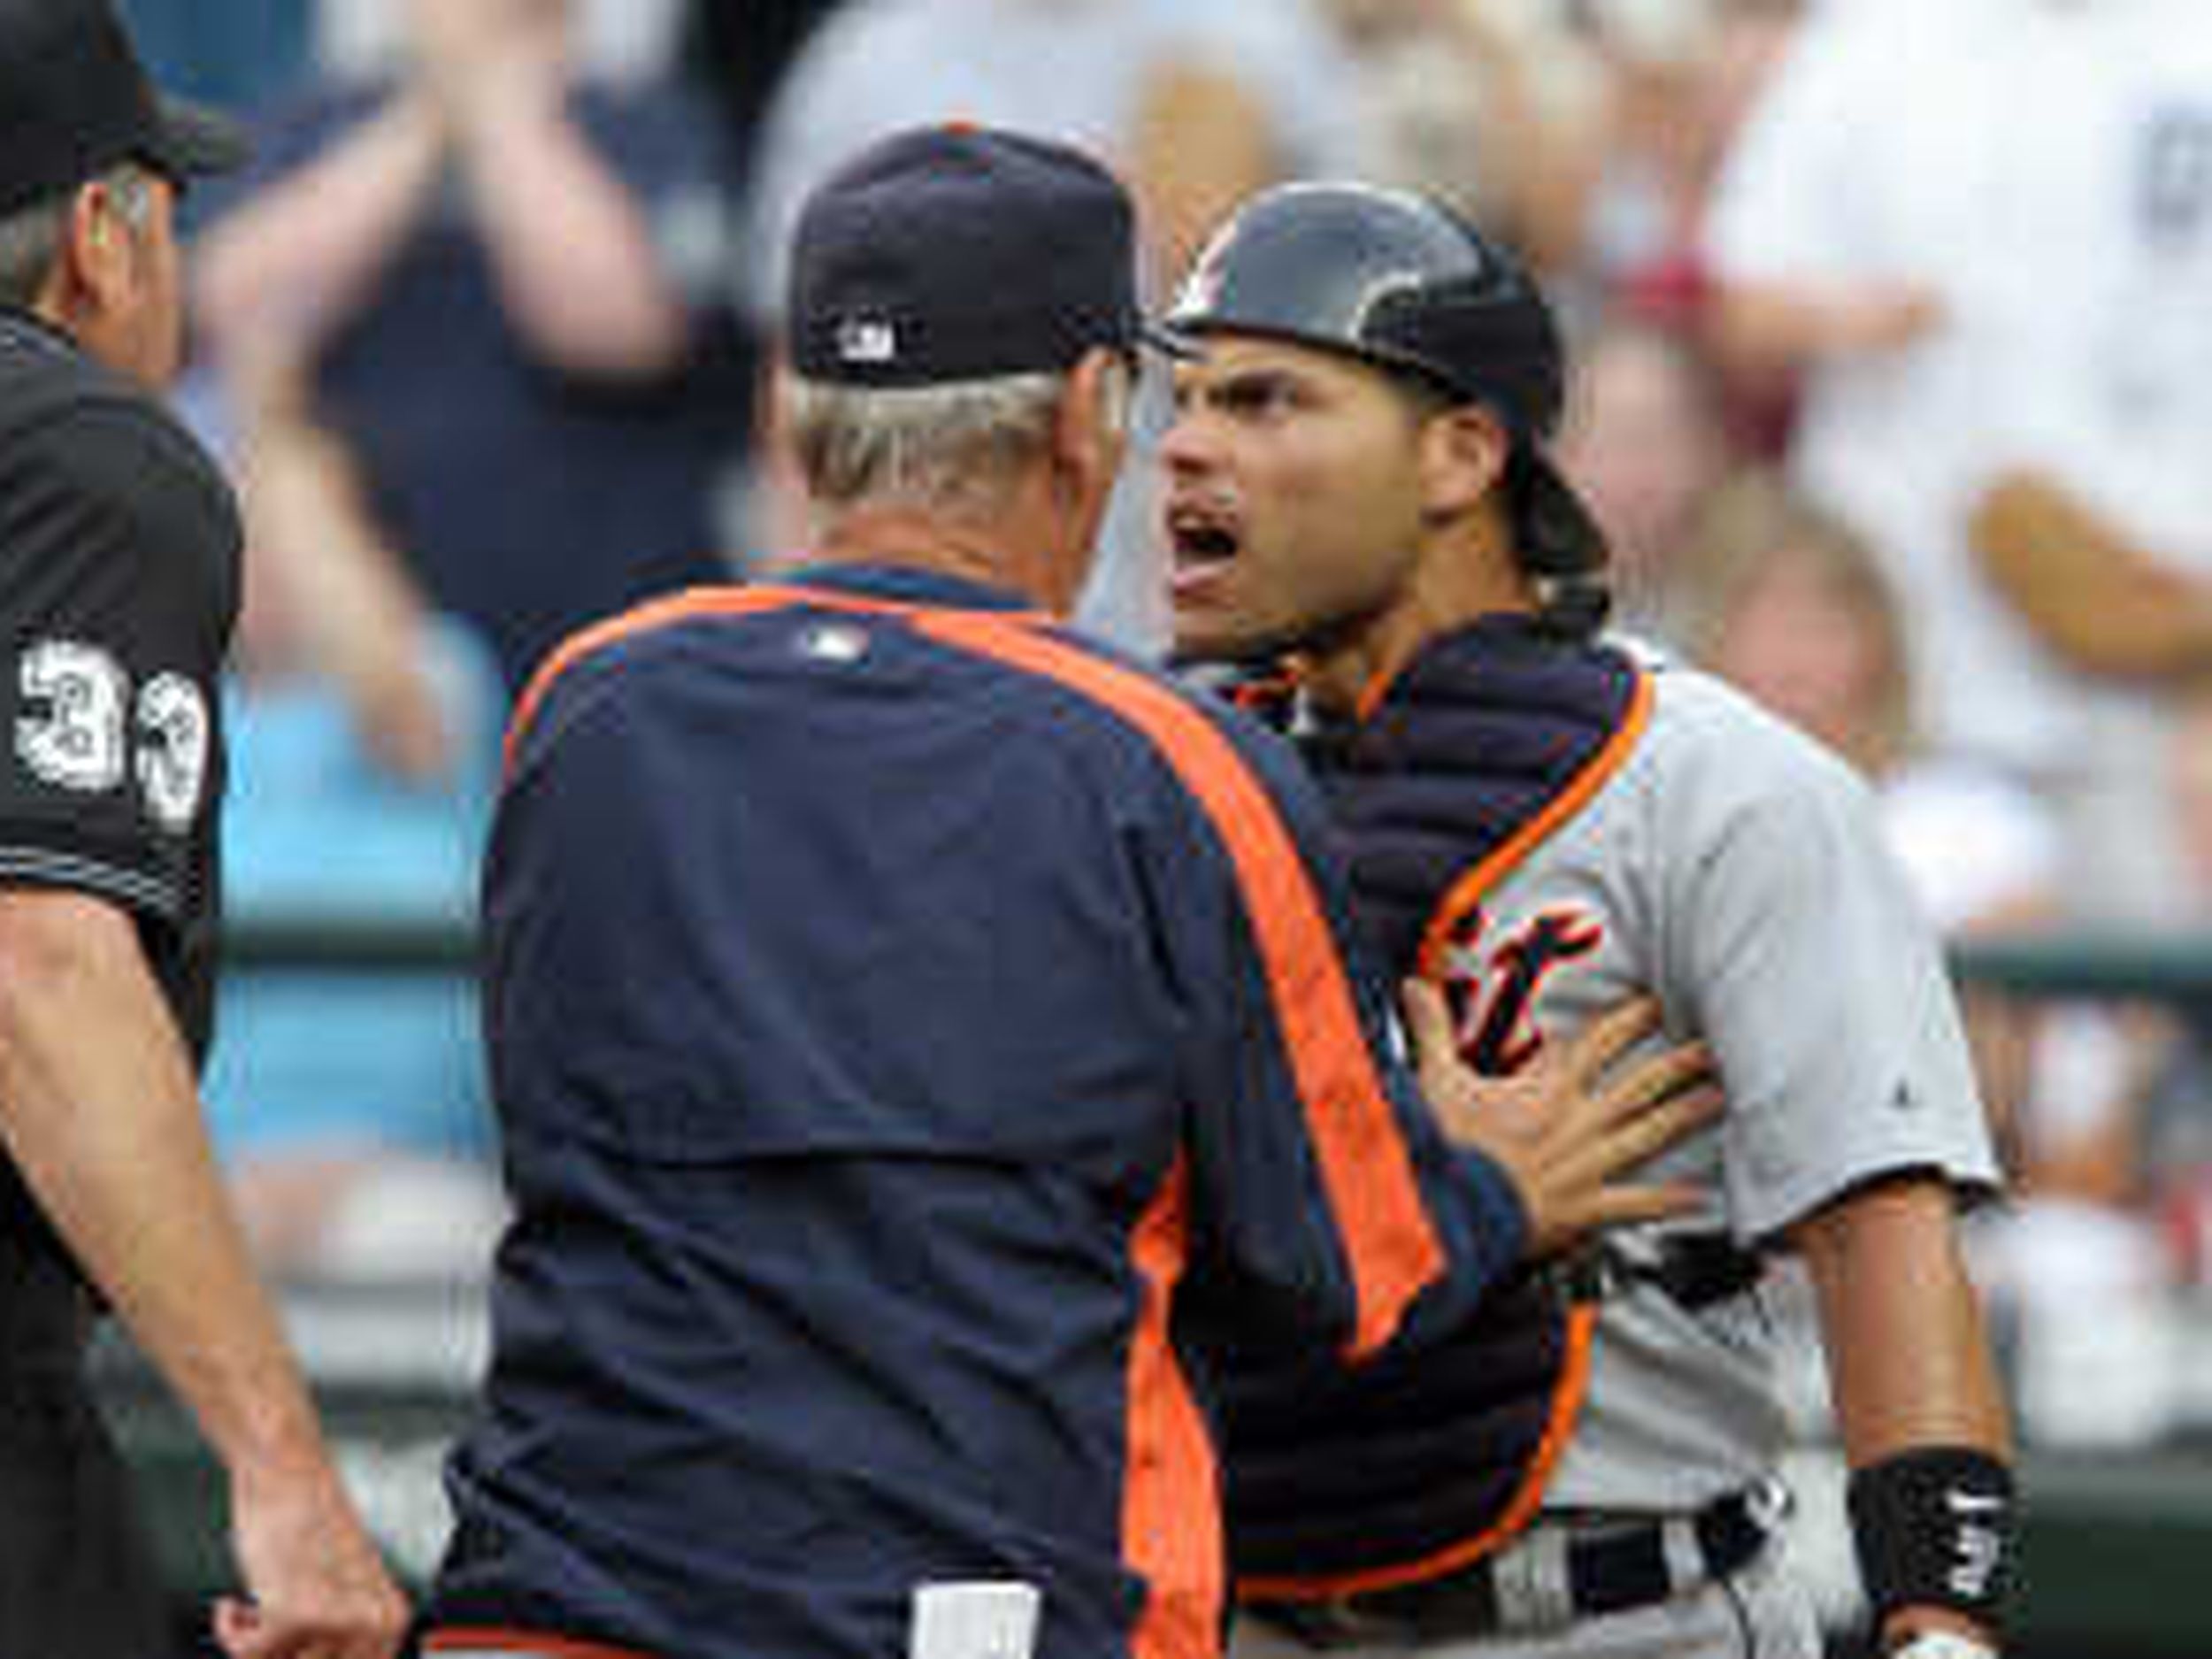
[780,357,1133,522]
[0,163,157,309]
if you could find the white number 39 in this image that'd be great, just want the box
[16,642,210,833]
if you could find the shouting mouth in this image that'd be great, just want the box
[1164,496,1244,601]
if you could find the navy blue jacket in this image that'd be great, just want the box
[420,566,1525,1659]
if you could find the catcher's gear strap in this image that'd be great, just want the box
[1847,1447,2014,1637]
[1219,624,1647,1598]
[1308,616,1647,979]
[1225,1281,1597,1595]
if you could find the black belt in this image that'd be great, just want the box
[1248,1486,1779,1645]
[1564,1234,1766,1311]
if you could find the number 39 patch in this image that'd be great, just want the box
[15,641,210,833]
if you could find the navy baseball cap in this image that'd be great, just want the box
[787,123,1179,386]
[0,0,250,217]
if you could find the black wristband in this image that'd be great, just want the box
[1847,1447,2015,1636]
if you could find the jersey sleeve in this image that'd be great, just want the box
[1156,702,1527,1361]
[1659,710,2001,1240]
[0,398,235,924]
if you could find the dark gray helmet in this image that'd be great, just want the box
[1164,182,1609,634]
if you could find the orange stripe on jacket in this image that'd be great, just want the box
[503,580,1041,773]
[922,608,1447,1357]
[422,1627,652,1659]
[1123,1159,1222,1659]
[509,582,1450,1353]
[504,584,786,772]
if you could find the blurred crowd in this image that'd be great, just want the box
[126,0,2212,1449]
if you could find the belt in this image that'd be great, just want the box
[1248,1484,1785,1646]
[1563,1234,1766,1311]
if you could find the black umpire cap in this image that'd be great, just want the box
[0,0,249,218]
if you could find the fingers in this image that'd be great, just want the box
[1576,1180,1711,1233]
[1593,1082,1725,1177]
[1400,978,1459,1089]
[1594,1036,1717,1122]
[1548,1081,1724,1192]
[1517,1080,1724,1256]
[1553,995,1663,1089]
[215,1594,407,1659]
[213,1598,270,1659]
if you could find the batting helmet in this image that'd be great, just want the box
[1163,182,1609,633]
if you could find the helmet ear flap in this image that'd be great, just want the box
[1508,451,1613,640]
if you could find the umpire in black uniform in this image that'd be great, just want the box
[0,3,406,1655]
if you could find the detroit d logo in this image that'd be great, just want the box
[1437,904,1605,1075]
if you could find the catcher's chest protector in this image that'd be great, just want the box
[1221,618,1646,1597]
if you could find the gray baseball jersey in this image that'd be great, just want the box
[1424,649,2001,1513]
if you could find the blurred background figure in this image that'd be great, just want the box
[2141,689,2212,1307]
[173,0,755,1283]
[1702,0,2212,926]
[1556,314,1740,642]
[742,0,1349,314]
[190,0,749,703]
[1475,0,1805,326]
[205,603,506,1282]
[183,356,508,1284]
[1309,0,1549,242]
[317,0,691,85]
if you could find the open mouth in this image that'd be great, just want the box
[1164,500,1244,579]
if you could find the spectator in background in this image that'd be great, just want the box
[1502,0,1803,325]
[1964,403,2212,926]
[195,352,507,1282]
[190,0,749,700]
[1555,314,1740,642]
[1310,0,1551,246]
[316,0,691,88]
[1703,0,2212,924]
[206,600,506,1281]
[2139,688,2212,1294]
[1678,471,2058,1119]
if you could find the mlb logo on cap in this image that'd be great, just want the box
[835,316,900,366]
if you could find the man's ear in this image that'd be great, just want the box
[1056,348,1130,496]
[1417,404,1512,519]
[52,180,127,313]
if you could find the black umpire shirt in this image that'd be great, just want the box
[0,304,238,1296]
